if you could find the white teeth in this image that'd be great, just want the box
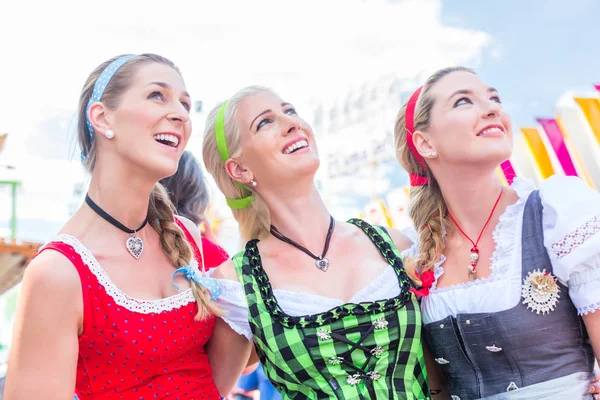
[153,134,179,147]
[479,127,503,136]
[283,140,308,154]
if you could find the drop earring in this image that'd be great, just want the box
[105,130,115,139]
[250,180,257,187]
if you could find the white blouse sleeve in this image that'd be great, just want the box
[398,224,418,245]
[215,279,254,341]
[540,175,600,315]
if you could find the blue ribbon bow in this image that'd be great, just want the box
[172,264,221,301]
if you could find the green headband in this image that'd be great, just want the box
[215,101,254,210]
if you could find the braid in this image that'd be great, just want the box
[148,183,223,320]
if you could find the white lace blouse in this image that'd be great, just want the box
[405,175,600,324]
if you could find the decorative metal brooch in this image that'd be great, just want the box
[521,269,560,315]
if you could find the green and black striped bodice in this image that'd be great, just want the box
[232,219,431,399]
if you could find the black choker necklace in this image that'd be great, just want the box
[269,215,335,272]
[85,194,148,259]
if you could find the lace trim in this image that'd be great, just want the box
[241,219,414,329]
[550,214,600,260]
[577,301,600,316]
[431,179,533,293]
[221,314,253,341]
[49,234,195,314]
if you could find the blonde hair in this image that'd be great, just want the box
[394,67,474,275]
[77,54,221,320]
[202,86,273,242]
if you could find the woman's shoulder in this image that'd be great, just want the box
[22,247,83,309]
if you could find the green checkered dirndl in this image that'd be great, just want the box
[233,218,430,399]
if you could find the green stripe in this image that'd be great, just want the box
[215,101,230,162]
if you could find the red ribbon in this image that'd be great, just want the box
[409,268,435,297]
[409,173,429,186]
[405,86,428,186]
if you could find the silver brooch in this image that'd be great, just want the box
[346,374,361,386]
[328,356,344,366]
[485,345,503,353]
[367,371,381,381]
[373,317,388,330]
[370,346,385,357]
[316,328,332,340]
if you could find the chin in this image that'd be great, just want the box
[143,157,180,181]
[478,147,513,168]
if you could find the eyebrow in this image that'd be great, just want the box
[147,81,191,98]
[249,102,292,130]
[448,87,498,101]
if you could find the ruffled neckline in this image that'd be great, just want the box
[404,178,535,293]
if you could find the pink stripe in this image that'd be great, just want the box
[536,118,578,176]
[500,160,516,185]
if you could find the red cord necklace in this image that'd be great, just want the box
[447,190,503,281]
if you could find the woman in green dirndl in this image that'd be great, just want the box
[202,86,434,399]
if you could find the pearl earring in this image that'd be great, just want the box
[428,151,436,157]
[250,180,257,187]
[105,130,115,139]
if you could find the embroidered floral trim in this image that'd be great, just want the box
[49,234,195,314]
[430,179,532,293]
[577,301,600,316]
[241,219,414,329]
[521,269,561,314]
[550,214,600,259]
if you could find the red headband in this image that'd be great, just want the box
[405,86,428,186]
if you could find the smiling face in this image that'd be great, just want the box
[104,62,192,178]
[84,57,192,180]
[417,70,513,169]
[233,90,320,187]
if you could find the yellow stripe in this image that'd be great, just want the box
[555,117,595,189]
[574,97,600,144]
[521,127,555,179]
[496,167,508,185]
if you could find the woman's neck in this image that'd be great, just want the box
[263,185,332,254]
[86,159,156,230]
[435,167,507,237]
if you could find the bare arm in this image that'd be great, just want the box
[582,312,600,397]
[5,251,82,400]
[583,311,600,363]
[207,259,258,395]
[207,317,254,395]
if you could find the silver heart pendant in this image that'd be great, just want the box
[315,257,329,272]
[126,236,144,259]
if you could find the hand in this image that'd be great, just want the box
[590,371,600,399]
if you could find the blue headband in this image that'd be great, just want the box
[82,54,136,160]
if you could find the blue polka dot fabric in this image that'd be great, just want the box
[83,54,135,158]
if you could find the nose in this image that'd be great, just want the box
[167,103,190,125]
[282,113,300,136]
[483,100,502,119]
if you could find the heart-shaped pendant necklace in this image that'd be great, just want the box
[270,216,335,272]
[85,194,148,259]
